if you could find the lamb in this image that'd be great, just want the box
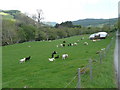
[62,54,68,60]
[48,58,55,61]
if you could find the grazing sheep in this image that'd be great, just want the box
[69,43,72,46]
[28,45,31,47]
[81,37,84,40]
[55,55,59,59]
[25,56,31,62]
[48,40,52,42]
[52,51,57,54]
[48,58,55,61]
[71,44,74,46]
[56,45,59,47]
[19,58,26,63]
[62,54,68,59]
[73,42,77,46]
[84,42,88,45]
[60,44,63,47]
[63,44,65,47]
[51,51,57,58]
[24,86,28,88]
[92,40,96,42]
[96,51,101,54]
[77,40,80,43]
[101,48,105,51]
[63,41,66,43]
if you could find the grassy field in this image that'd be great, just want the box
[2,33,116,88]
[0,12,15,21]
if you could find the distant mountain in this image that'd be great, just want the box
[43,22,57,26]
[72,18,117,27]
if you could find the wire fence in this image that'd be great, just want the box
[64,35,115,88]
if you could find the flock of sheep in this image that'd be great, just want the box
[48,37,89,62]
[19,36,105,63]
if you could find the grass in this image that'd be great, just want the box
[2,33,116,88]
[0,12,9,16]
[0,12,15,21]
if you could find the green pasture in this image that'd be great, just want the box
[2,34,116,88]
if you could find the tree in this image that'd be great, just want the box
[2,19,17,45]
[31,14,37,21]
[36,9,44,23]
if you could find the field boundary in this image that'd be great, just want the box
[64,34,116,88]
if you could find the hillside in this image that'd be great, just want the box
[1,10,117,46]
[2,33,116,88]
[72,18,117,27]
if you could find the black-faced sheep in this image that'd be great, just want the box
[51,51,57,58]
[25,56,31,62]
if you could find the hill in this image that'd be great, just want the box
[1,10,117,46]
[2,33,116,88]
[72,18,117,27]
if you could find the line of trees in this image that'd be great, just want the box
[1,10,117,46]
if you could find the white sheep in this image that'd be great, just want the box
[84,42,88,45]
[19,58,26,63]
[56,45,59,47]
[62,54,68,60]
[60,44,63,47]
[92,40,96,42]
[48,58,55,61]
[28,45,31,47]
[71,44,74,46]
[73,42,77,46]
[101,48,105,51]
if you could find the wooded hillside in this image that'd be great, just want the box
[1,10,117,46]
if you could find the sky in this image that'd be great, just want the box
[0,0,119,23]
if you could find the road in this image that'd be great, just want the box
[114,30,120,89]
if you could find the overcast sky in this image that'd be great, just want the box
[0,0,119,23]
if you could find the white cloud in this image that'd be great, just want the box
[0,0,119,23]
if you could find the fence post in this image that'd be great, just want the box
[89,59,93,80]
[104,50,106,57]
[77,68,81,88]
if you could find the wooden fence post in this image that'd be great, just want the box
[99,53,102,64]
[89,59,93,80]
[77,68,81,88]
